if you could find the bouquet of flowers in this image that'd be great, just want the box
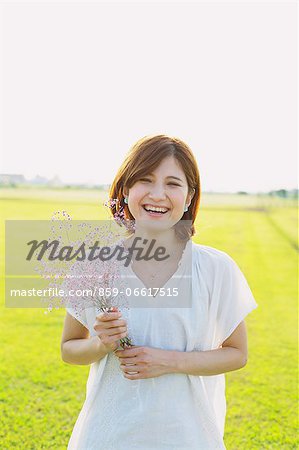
[62,252,133,349]
[36,203,134,350]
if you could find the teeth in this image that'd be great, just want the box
[144,205,168,213]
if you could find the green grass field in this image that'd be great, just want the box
[0,188,297,449]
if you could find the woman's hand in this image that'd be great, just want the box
[93,308,128,353]
[114,345,174,380]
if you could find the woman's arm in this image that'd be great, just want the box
[170,320,248,376]
[116,321,248,379]
[61,312,109,365]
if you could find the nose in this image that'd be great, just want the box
[148,183,167,201]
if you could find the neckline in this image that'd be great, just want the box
[119,238,192,293]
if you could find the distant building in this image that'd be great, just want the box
[31,175,49,185]
[47,175,63,187]
[0,174,26,185]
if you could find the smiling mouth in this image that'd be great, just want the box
[142,205,169,215]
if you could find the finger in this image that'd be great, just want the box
[101,326,127,337]
[123,372,140,380]
[100,319,127,328]
[101,331,128,345]
[124,370,139,375]
[120,363,139,373]
[121,362,139,373]
[94,322,127,335]
[96,312,121,321]
[115,345,140,358]
[94,321,127,335]
[117,356,138,364]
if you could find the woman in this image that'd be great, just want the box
[61,134,258,449]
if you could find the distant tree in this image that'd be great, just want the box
[237,191,248,195]
[276,189,287,198]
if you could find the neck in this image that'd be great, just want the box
[135,227,178,249]
[123,226,188,259]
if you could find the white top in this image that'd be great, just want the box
[64,240,258,450]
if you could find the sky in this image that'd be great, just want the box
[0,0,297,193]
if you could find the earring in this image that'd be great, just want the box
[184,205,189,212]
[124,197,128,204]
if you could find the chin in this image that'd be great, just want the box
[134,218,177,231]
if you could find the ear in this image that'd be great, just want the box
[186,188,195,207]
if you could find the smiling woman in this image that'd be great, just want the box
[61,134,258,450]
[108,134,199,241]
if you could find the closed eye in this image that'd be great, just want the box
[139,178,181,186]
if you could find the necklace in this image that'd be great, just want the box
[140,256,176,280]
[120,237,189,294]
[130,240,188,282]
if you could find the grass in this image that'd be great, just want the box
[0,188,297,449]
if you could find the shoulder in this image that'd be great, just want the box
[191,241,239,287]
[191,241,235,269]
[190,241,240,296]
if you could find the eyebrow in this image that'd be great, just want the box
[147,174,184,183]
[166,176,183,182]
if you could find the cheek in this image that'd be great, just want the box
[171,190,187,205]
[128,188,145,207]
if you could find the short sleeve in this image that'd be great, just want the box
[59,260,90,330]
[65,305,89,330]
[214,254,258,347]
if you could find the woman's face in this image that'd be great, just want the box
[124,155,193,232]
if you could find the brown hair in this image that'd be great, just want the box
[108,134,200,240]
